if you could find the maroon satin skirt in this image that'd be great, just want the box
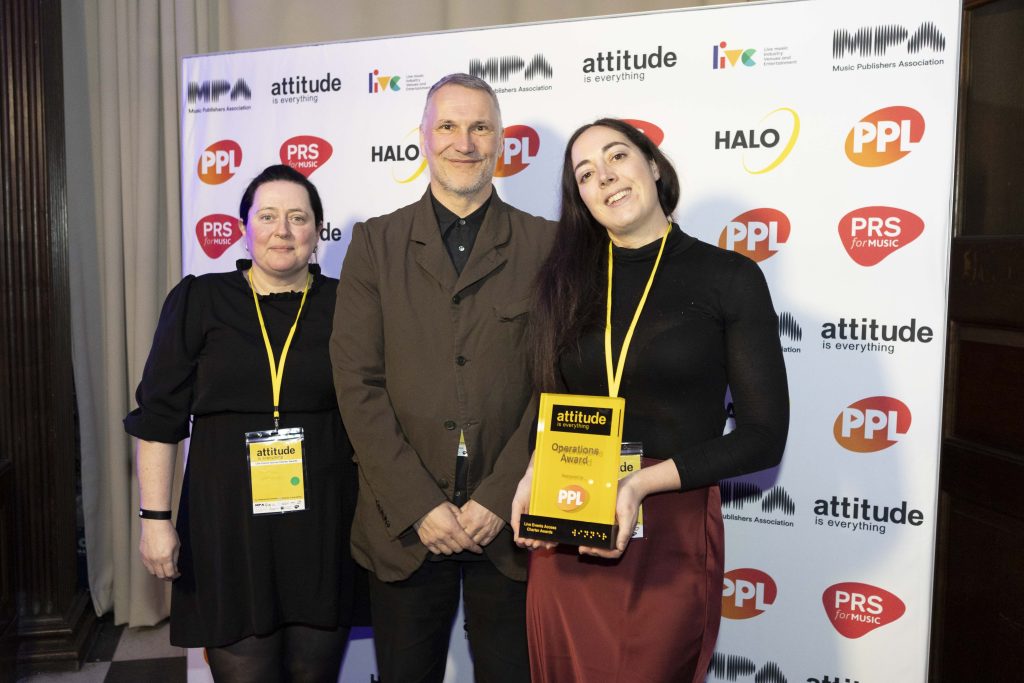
[527,462,724,683]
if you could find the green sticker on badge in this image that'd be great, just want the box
[290,476,301,486]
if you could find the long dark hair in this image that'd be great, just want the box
[528,118,680,391]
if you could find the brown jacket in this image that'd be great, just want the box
[330,190,555,582]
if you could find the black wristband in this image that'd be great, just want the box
[138,508,172,520]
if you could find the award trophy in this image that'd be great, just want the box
[519,393,625,548]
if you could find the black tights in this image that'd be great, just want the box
[205,624,351,683]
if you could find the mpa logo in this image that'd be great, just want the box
[279,136,333,177]
[838,206,924,266]
[621,119,665,146]
[469,54,553,82]
[846,106,925,167]
[708,653,788,683]
[197,140,242,185]
[368,69,400,93]
[716,108,799,174]
[720,480,796,516]
[195,214,241,259]
[834,396,911,452]
[371,127,427,184]
[833,22,946,59]
[823,582,905,638]
[187,78,251,104]
[713,41,756,69]
[718,208,790,262]
[556,485,587,512]
[495,125,539,177]
[778,311,802,342]
[722,568,777,619]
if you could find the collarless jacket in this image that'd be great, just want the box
[331,189,555,582]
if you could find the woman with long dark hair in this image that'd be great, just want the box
[512,119,789,682]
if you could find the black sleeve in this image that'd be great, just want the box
[671,257,790,491]
[123,276,202,443]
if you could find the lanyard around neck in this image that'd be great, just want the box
[248,269,311,429]
[604,224,671,398]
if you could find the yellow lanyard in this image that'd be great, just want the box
[248,269,311,429]
[604,224,671,398]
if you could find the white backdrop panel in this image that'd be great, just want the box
[181,1,960,680]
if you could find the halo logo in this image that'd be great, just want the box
[713,41,756,69]
[834,396,911,452]
[279,136,333,177]
[823,582,905,638]
[197,140,242,184]
[839,206,924,265]
[722,568,777,619]
[846,106,925,167]
[371,127,427,184]
[622,119,664,146]
[495,125,539,177]
[368,69,400,93]
[716,108,799,174]
[556,485,587,512]
[195,214,241,259]
[718,208,790,262]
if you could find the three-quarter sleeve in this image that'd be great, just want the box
[671,257,790,491]
[124,275,201,443]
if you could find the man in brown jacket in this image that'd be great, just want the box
[331,73,554,682]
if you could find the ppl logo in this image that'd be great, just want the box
[195,214,242,259]
[716,107,800,174]
[838,206,924,266]
[846,106,925,167]
[823,582,905,638]
[197,140,242,184]
[279,135,333,177]
[556,485,587,512]
[834,396,911,452]
[368,69,400,93]
[495,125,539,178]
[718,208,790,262]
[722,568,777,619]
[713,41,756,69]
[622,119,665,146]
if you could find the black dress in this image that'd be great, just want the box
[124,262,365,648]
[527,226,789,682]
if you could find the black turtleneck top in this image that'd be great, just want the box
[558,225,789,490]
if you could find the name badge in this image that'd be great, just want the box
[245,427,307,515]
[620,442,644,539]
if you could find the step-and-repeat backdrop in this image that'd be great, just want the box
[181,0,960,680]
